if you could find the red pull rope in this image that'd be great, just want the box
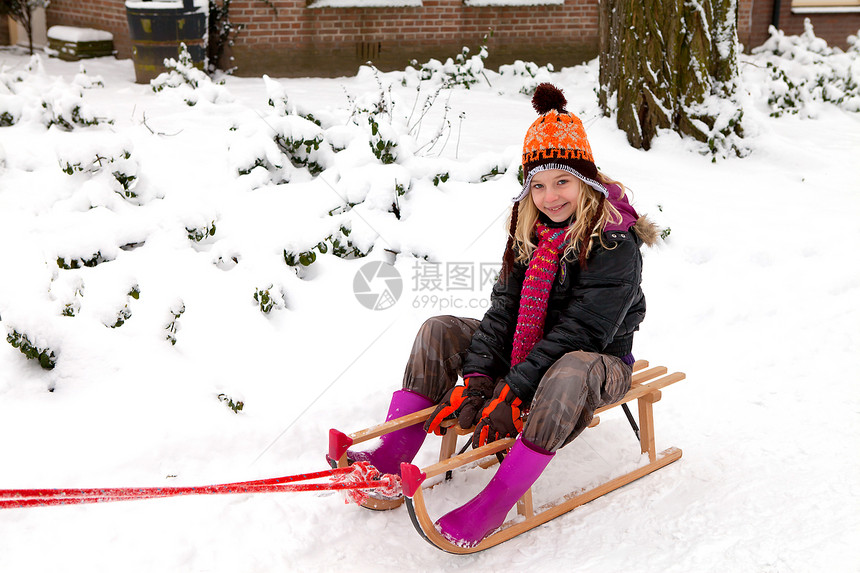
[0,466,356,500]
[0,462,401,510]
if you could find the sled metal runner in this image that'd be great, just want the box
[330,360,685,553]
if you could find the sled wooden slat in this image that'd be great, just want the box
[595,372,685,414]
[631,365,669,384]
[517,488,534,518]
[639,393,659,462]
[346,406,437,444]
[439,428,459,462]
[420,438,515,480]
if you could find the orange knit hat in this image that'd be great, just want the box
[515,83,607,202]
[501,84,608,279]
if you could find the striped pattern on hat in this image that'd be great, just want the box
[519,83,604,201]
[514,162,607,203]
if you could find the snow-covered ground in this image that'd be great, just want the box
[1,33,858,572]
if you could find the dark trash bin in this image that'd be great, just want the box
[125,0,208,84]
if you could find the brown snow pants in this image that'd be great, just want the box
[402,315,633,452]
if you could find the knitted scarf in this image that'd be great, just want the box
[510,223,568,366]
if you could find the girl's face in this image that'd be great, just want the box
[529,169,581,223]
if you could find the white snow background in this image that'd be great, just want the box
[1,29,859,573]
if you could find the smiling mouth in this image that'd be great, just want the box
[546,203,568,212]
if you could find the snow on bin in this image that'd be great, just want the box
[47,27,115,61]
[125,0,208,84]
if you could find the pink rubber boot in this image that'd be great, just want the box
[435,437,553,547]
[347,389,433,476]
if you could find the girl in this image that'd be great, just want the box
[343,83,658,547]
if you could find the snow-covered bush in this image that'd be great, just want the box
[253,285,286,313]
[228,65,515,274]
[349,85,403,164]
[56,251,111,270]
[498,60,555,95]
[282,247,318,269]
[72,65,105,90]
[228,75,335,185]
[262,76,331,175]
[0,55,112,129]
[217,393,244,413]
[323,225,367,259]
[164,300,185,346]
[0,94,22,126]
[229,130,288,184]
[0,60,29,126]
[50,274,85,318]
[688,95,748,160]
[753,20,860,117]
[187,220,217,243]
[6,328,57,370]
[404,34,491,89]
[283,225,368,275]
[108,285,140,329]
[271,116,329,175]
[57,140,140,200]
[152,44,234,106]
[366,110,398,164]
[331,162,413,219]
[237,69,477,194]
[263,74,330,126]
[40,91,110,130]
[110,303,132,329]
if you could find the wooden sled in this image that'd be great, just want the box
[329,360,685,552]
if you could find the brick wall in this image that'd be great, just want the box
[42,0,600,76]
[45,0,130,56]
[227,0,599,48]
[225,0,601,76]
[747,0,860,49]
[40,0,859,77]
[739,0,755,48]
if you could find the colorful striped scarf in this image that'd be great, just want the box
[510,223,568,366]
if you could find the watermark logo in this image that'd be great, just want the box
[353,260,500,311]
[353,261,403,311]
[410,260,500,311]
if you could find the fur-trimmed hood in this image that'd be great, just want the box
[604,183,660,247]
[632,215,660,247]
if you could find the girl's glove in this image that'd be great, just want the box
[424,376,495,435]
[472,381,524,448]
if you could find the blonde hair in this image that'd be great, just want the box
[510,173,625,264]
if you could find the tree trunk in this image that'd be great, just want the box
[598,0,744,156]
[1,0,37,55]
[24,6,33,56]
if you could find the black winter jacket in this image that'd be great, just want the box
[461,225,647,404]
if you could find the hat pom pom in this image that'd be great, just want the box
[532,83,567,114]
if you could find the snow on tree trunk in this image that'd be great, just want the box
[598,0,746,158]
